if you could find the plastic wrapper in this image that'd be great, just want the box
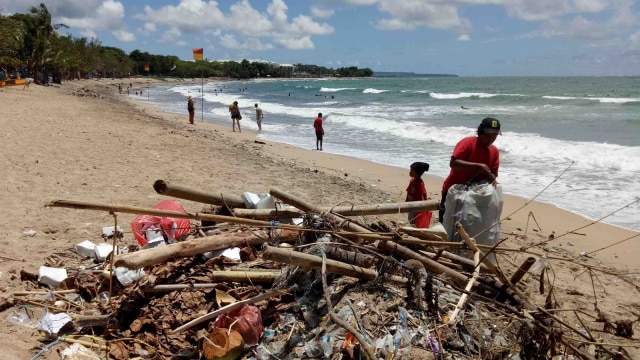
[130,200,190,247]
[213,304,263,346]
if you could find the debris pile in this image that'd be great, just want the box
[5,180,639,359]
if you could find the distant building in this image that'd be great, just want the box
[279,64,294,77]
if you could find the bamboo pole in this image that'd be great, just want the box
[448,250,480,324]
[263,246,378,281]
[153,179,245,208]
[398,226,449,242]
[47,199,303,230]
[232,199,440,219]
[510,257,536,285]
[269,187,469,284]
[114,230,275,269]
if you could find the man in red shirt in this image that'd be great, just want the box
[313,112,324,151]
[439,117,501,223]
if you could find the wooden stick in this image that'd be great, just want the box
[153,179,246,208]
[510,257,536,285]
[455,221,531,305]
[114,230,275,269]
[262,246,378,281]
[142,273,279,293]
[448,250,480,324]
[47,199,302,231]
[12,290,78,296]
[172,290,283,333]
[233,199,440,219]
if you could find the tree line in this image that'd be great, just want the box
[0,3,372,84]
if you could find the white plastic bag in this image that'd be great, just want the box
[443,183,503,263]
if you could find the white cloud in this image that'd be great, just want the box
[219,33,273,50]
[274,36,314,50]
[572,0,608,13]
[113,29,135,42]
[141,22,156,35]
[310,6,334,19]
[289,15,334,35]
[161,27,183,43]
[458,34,471,41]
[136,0,332,51]
[374,0,470,32]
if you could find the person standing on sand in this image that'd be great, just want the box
[187,96,196,124]
[313,112,324,151]
[439,117,501,223]
[254,103,263,132]
[406,162,430,225]
[229,101,242,132]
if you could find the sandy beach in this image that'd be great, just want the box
[0,78,638,358]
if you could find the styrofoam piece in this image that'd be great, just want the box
[241,192,261,209]
[101,225,123,237]
[291,218,304,226]
[142,238,166,249]
[38,266,68,287]
[74,240,97,257]
[146,228,164,243]
[256,195,276,209]
[204,247,242,261]
[94,243,117,262]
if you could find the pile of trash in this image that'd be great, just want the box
[5,180,637,360]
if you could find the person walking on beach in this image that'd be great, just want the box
[229,101,242,132]
[187,96,196,124]
[439,117,501,223]
[314,112,324,151]
[254,103,263,132]
[406,162,430,226]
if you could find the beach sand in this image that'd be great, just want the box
[1,78,638,358]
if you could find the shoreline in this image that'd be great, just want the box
[1,77,639,358]
[127,82,640,270]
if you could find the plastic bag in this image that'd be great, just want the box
[213,304,263,346]
[130,200,190,246]
[414,211,432,228]
[443,183,503,263]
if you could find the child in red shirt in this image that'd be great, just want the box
[406,162,430,225]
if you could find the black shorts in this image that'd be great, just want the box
[315,131,323,140]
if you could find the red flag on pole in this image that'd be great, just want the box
[193,48,204,61]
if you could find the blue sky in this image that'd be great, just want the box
[2,0,640,76]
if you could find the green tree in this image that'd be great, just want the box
[0,15,26,67]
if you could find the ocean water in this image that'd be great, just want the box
[134,76,640,231]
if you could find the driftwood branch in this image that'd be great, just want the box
[153,179,245,208]
[262,246,380,281]
[114,230,281,269]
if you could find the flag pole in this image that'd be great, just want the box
[201,67,204,122]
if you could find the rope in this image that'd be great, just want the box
[30,336,65,360]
